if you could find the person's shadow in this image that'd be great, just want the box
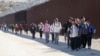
[2,30,100,56]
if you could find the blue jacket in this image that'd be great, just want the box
[88,25,95,35]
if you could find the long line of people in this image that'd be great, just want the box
[0,17,95,51]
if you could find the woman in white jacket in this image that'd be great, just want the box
[67,19,79,50]
[53,18,62,45]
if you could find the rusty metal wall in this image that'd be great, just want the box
[0,14,15,24]
[15,10,27,24]
[27,0,100,36]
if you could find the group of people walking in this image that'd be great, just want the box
[63,16,95,51]
[0,18,62,45]
[0,17,95,51]
[0,24,29,34]
[42,18,62,44]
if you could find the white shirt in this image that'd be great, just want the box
[38,24,44,31]
[69,25,79,38]
[53,22,62,33]
[50,24,54,33]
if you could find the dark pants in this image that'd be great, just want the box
[12,29,14,32]
[20,30,22,34]
[67,35,70,47]
[4,27,7,31]
[77,37,81,49]
[87,35,92,48]
[25,29,28,34]
[39,31,43,38]
[64,33,67,42]
[51,33,54,43]
[81,34,88,48]
[32,31,35,39]
[15,30,18,34]
[70,37,77,50]
[65,32,70,47]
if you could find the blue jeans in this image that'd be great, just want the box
[45,32,50,43]
[54,33,59,45]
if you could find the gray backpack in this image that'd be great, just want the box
[80,23,89,35]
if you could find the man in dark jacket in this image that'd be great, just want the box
[63,18,72,48]
[80,17,89,48]
[30,23,37,39]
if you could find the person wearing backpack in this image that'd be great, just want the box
[87,21,95,49]
[63,18,72,47]
[75,18,82,49]
[80,17,89,48]
[38,22,44,39]
[30,23,37,39]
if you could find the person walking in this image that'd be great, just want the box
[53,18,62,45]
[50,23,55,43]
[15,24,19,34]
[43,20,50,43]
[38,22,44,39]
[24,24,29,34]
[19,24,23,35]
[75,18,81,49]
[63,18,72,47]
[4,24,7,31]
[68,19,79,50]
[80,17,89,48]
[30,23,37,39]
[11,24,15,32]
[87,21,95,49]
